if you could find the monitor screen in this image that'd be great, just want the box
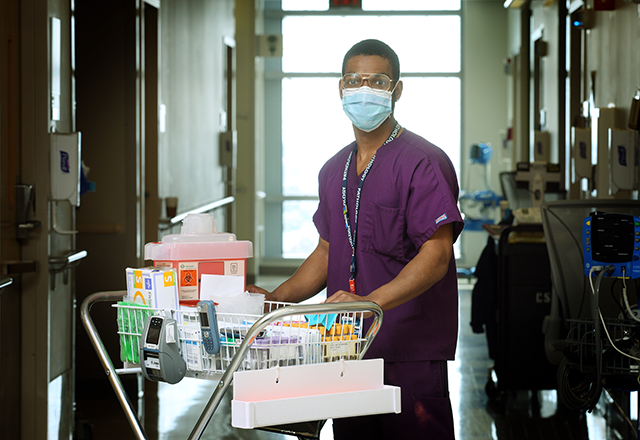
[200,311,210,328]
[591,213,635,263]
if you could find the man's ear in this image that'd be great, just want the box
[338,78,344,99]
[394,80,403,102]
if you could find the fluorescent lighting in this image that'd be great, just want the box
[504,0,527,8]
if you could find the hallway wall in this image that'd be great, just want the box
[506,1,640,200]
[74,0,235,386]
[158,0,235,220]
[580,4,640,121]
[458,0,510,269]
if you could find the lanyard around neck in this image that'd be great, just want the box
[341,122,401,294]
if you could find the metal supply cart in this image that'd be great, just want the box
[565,318,640,377]
[81,291,396,440]
[563,317,640,438]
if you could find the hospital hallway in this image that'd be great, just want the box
[75,277,636,439]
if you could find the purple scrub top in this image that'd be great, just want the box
[313,129,464,362]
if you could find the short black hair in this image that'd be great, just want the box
[342,39,400,81]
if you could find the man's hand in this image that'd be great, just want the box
[246,284,275,302]
[246,284,269,296]
[324,289,360,303]
[324,289,375,318]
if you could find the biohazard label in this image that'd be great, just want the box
[178,262,199,300]
[181,270,197,286]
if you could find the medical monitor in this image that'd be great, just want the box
[541,199,640,322]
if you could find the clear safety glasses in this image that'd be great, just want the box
[341,73,394,92]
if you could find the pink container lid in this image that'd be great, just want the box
[144,213,253,261]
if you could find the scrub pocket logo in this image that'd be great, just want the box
[435,213,448,224]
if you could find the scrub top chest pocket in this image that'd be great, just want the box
[360,200,406,260]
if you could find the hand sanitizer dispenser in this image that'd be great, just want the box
[50,132,81,206]
[609,128,638,194]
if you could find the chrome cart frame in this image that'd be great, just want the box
[80,291,384,440]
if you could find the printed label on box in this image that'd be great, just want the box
[178,312,204,371]
[125,267,179,309]
[225,260,244,276]
[178,262,199,300]
[325,340,357,360]
[131,289,151,306]
[133,270,144,289]
[163,271,175,287]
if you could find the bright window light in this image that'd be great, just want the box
[394,77,461,178]
[275,11,461,259]
[281,0,461,11]
[363,0,461,10]
[282,0,328,11]
[282,78,353,197]
[283,200,320,258]
[282,16,460,74]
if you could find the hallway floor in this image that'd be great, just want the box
[76,277,638,439]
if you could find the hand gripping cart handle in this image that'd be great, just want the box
[80,290,385,440]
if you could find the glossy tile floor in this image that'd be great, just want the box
[76,277,639,439]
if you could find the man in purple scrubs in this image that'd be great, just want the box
[248,39,464,439]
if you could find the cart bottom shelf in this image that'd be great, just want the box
[231,359,401,429]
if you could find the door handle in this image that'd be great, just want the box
[49,250,87,290]
[16,184,40,242]
[0,277,13,291]
[49,249,88,271]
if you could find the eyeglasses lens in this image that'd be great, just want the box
[342,73,391,91]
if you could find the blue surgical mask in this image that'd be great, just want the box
[342,86,394,132]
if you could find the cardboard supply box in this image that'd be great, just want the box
[125,267,179,310]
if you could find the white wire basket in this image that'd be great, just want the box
[114,300,369,380]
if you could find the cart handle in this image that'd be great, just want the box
[189,300,384,440]
[80,291,149,440]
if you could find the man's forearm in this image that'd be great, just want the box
[272,238,329,303]
[367,223,453,310]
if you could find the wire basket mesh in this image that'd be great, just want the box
[115,300,369,379]
[565,318,640,376]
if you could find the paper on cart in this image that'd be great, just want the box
[214,294,264,316]
[200,274,244,299]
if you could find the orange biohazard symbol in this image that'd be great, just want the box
[181,270,197,287]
